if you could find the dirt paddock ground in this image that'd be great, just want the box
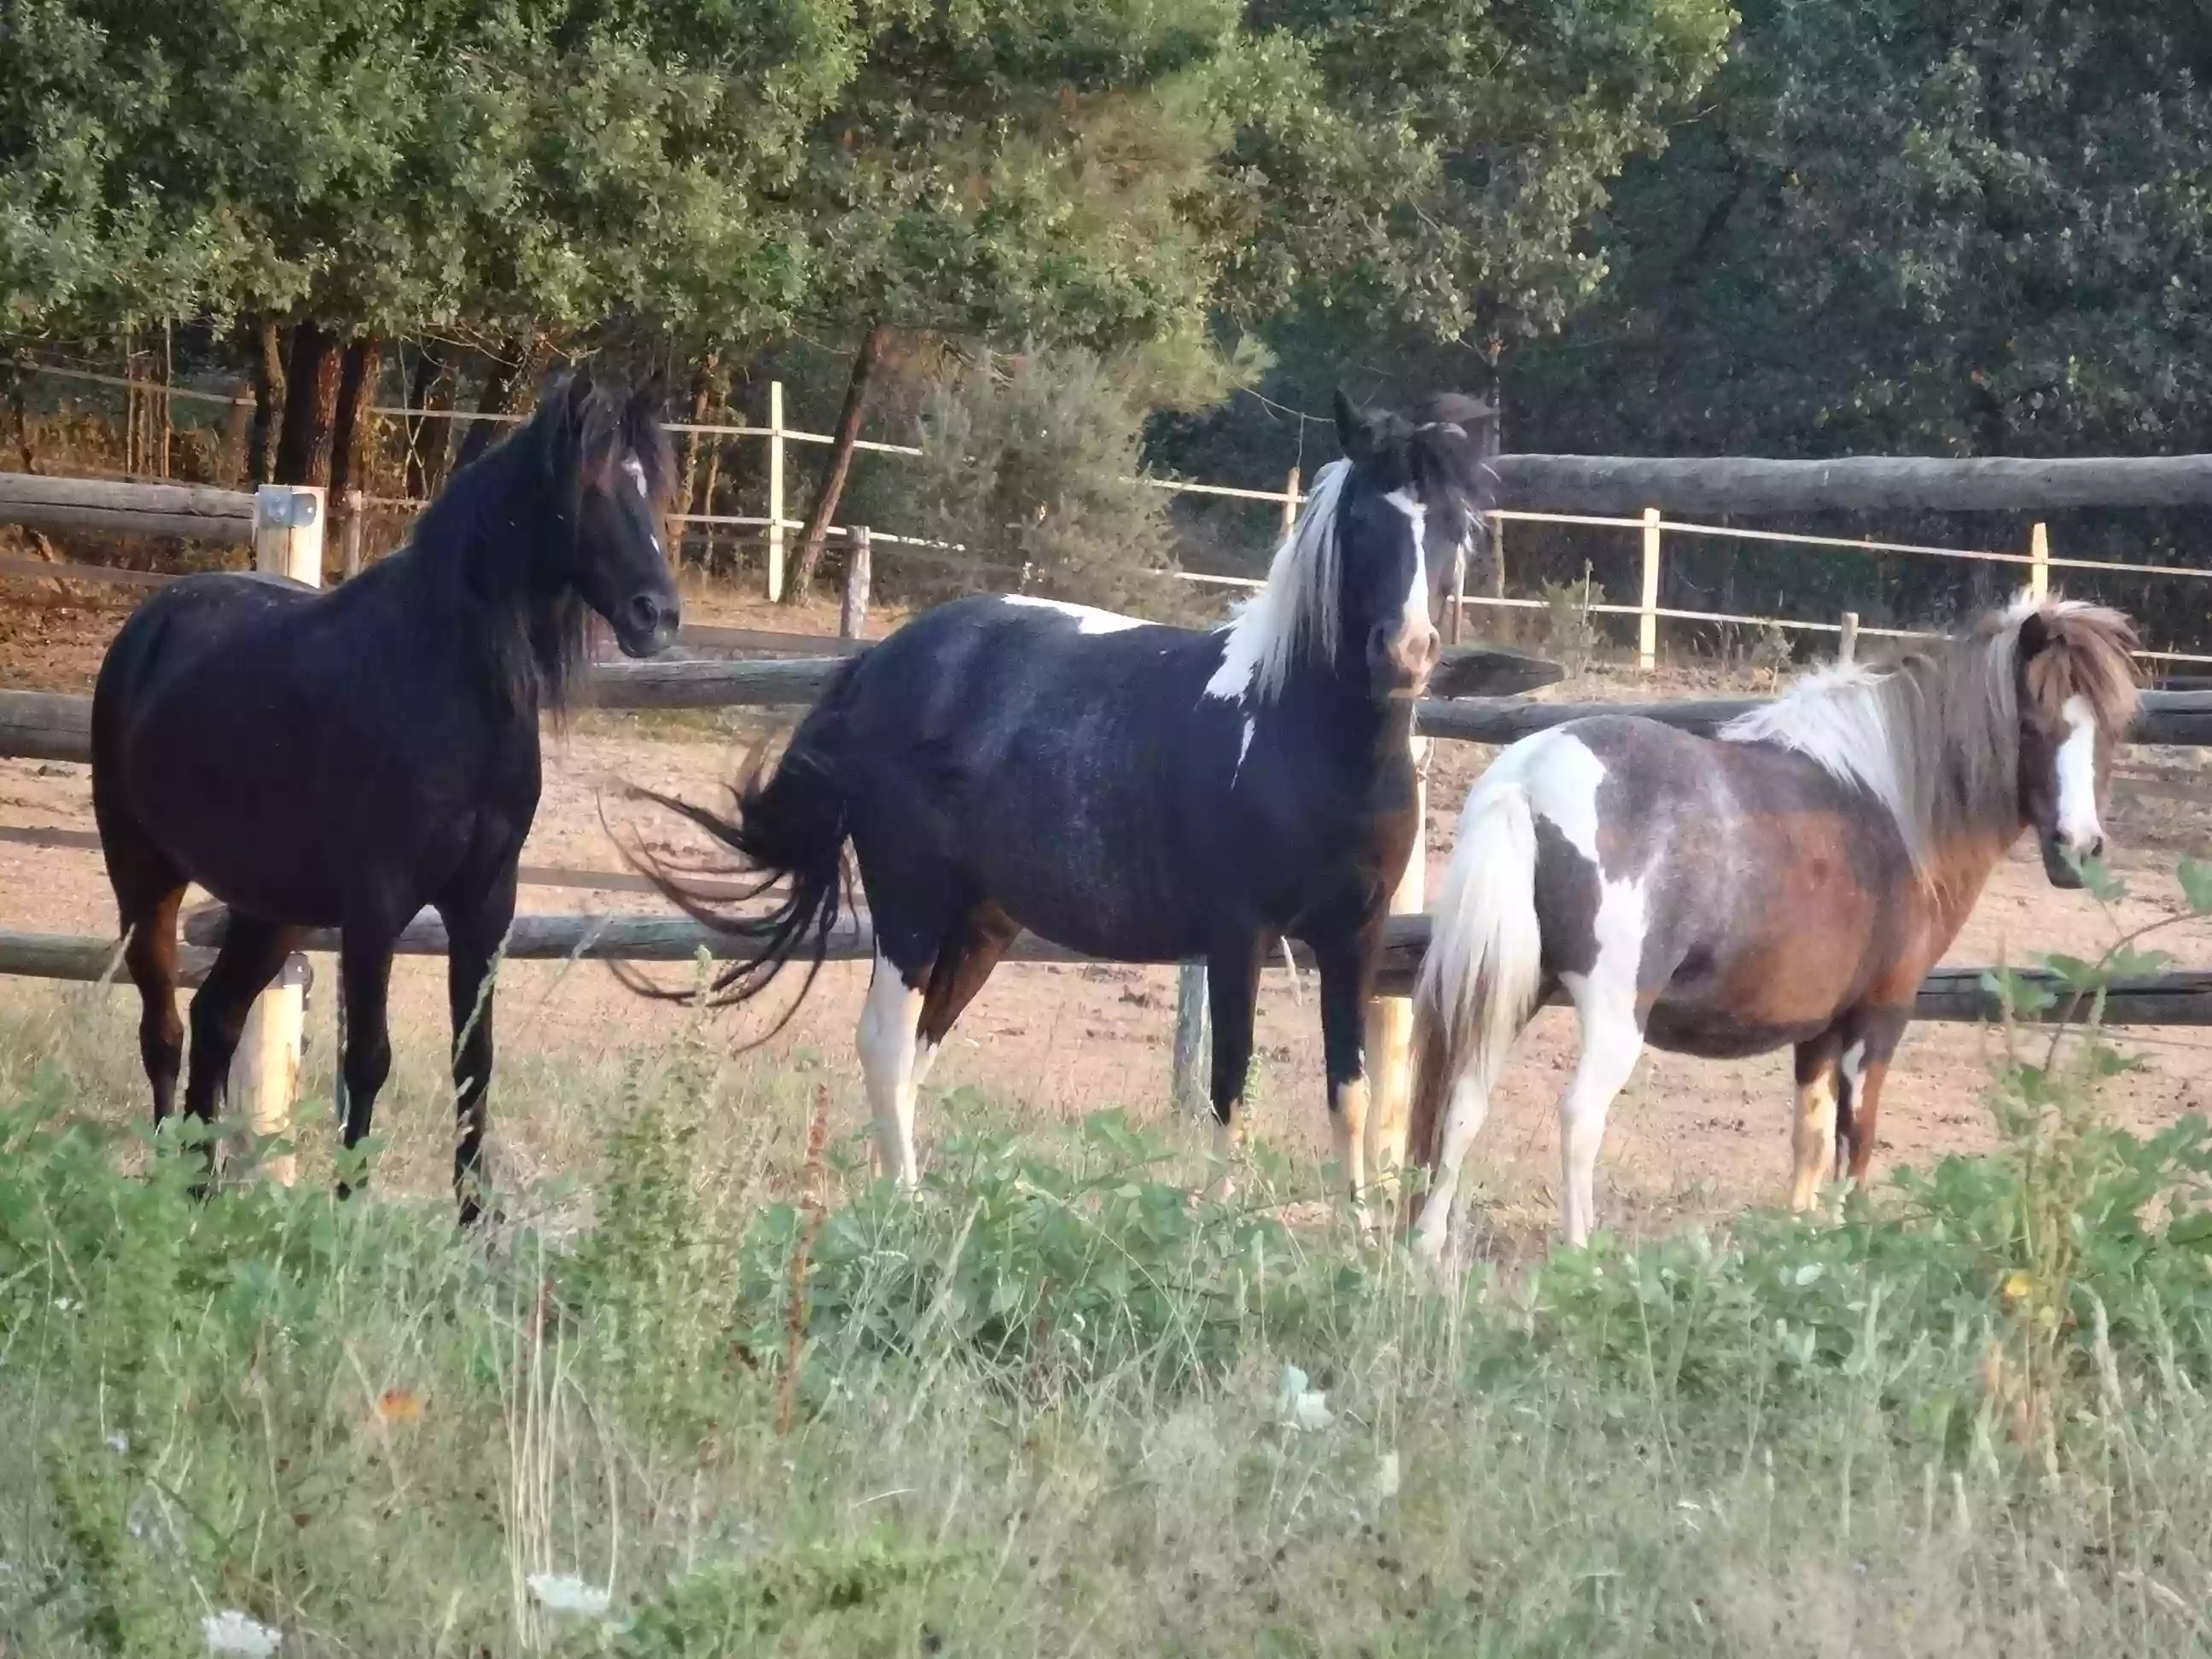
[4,571,2210,1237]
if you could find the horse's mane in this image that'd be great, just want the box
[1719,593,2140,869]
[1208,395,1499,705]
[408,372,672,719]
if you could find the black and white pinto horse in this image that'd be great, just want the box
[1406,595,2140,1254]
[631,393,1499,1209]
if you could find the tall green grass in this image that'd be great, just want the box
[4,865,2212,1656]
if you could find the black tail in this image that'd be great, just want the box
[614,687,856,1045]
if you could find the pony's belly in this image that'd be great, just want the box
[1640,1000,1841,1061]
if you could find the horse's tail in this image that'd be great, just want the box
[616,669,859,1044]
[1407,777,1542,1177]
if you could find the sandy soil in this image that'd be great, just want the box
[5,570,2211,1236]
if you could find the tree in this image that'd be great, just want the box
[777,0,1260,598]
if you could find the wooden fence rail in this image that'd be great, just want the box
[158,910,2212,1026]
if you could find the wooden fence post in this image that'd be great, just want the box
[241,484,323,1184]
[1364,745,1427,1210]
[1839,611,1860,665]
[2029,521,2050,599]
[1173,962,1211,1115]
[840,526,871,640]
[341,488,364,579]
[765,381,787,602]
[1280,465,1301,544]
[1639,507,1663,672]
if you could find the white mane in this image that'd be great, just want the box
[1204,458,1351,705]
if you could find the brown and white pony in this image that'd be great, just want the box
[1406,594,2141,1254]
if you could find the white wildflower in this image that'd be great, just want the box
[202,1610,282,1657]
[105,1432,129,1455]
[527,1574,612,1618]
[1274,1364,1334,1432]
[1370,1452,1401,1501]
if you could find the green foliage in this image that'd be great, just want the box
[15,869,2212,1651]
[736,1109,1351,1402]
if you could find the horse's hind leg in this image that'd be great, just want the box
[1557,980,1645,1247]
[1789,1031,1845,1214]
[96,807,188,1124]
[1203,933,1266,1188]
[121,884,187,1126]
[178,913,298,1185]
[911,901,1020,1091]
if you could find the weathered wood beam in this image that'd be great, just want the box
[0,474,256,544]
[167,907,2212,1025]
[0,689,93,763]
[0,928,306,991]
[1494,453,2212,515]
[585,641,1564,711]
[12,684,2212,765]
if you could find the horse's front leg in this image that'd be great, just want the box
[1310,924,1379,1232]
[440,873,518,1227]
[335,927,399,1205]
[1203,934,1266,1197]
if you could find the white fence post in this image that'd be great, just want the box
[341,487,364,579]
[1639,506,1662,672]
[240,483,323,1185]
[2029,521,2050,599]
[765,381,787,602]
[1839,611,1860,665]
[1173,962,1210,1115]
[1279,464,1301,544]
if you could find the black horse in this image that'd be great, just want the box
[629,392,1499,1214]
[92,370,678,1220]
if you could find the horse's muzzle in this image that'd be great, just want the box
[2038,830,2088,889]
[614,591,681,657]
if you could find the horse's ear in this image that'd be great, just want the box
[1334,388,1377,465]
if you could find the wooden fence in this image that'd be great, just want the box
[18,360,2212,665]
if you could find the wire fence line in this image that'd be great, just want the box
[13,358,2212,666]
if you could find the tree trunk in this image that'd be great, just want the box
[404,341,452,498]
[454,334,548,471]
[272,321,341,486]
[244,317,285,486]
[328,335,381,503]
[695,426,724,573]
[7,367,37,474]
[784,322,887,602]
[672,355,719,566]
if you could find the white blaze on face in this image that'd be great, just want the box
[2053,694,2104,853]
[1382,488,1430,649]
[621,454,649,498]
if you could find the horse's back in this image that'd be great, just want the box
[1480,712,1918,1057]
[810,594,1245,957]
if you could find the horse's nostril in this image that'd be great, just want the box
[627,594,664,634]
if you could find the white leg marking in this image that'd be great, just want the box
[911,1035,941,1091]
[1330,1072,1372,1230]
[857,951,925,1190]
[2054,694,2104,853]
[1557,870,1650,1247]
